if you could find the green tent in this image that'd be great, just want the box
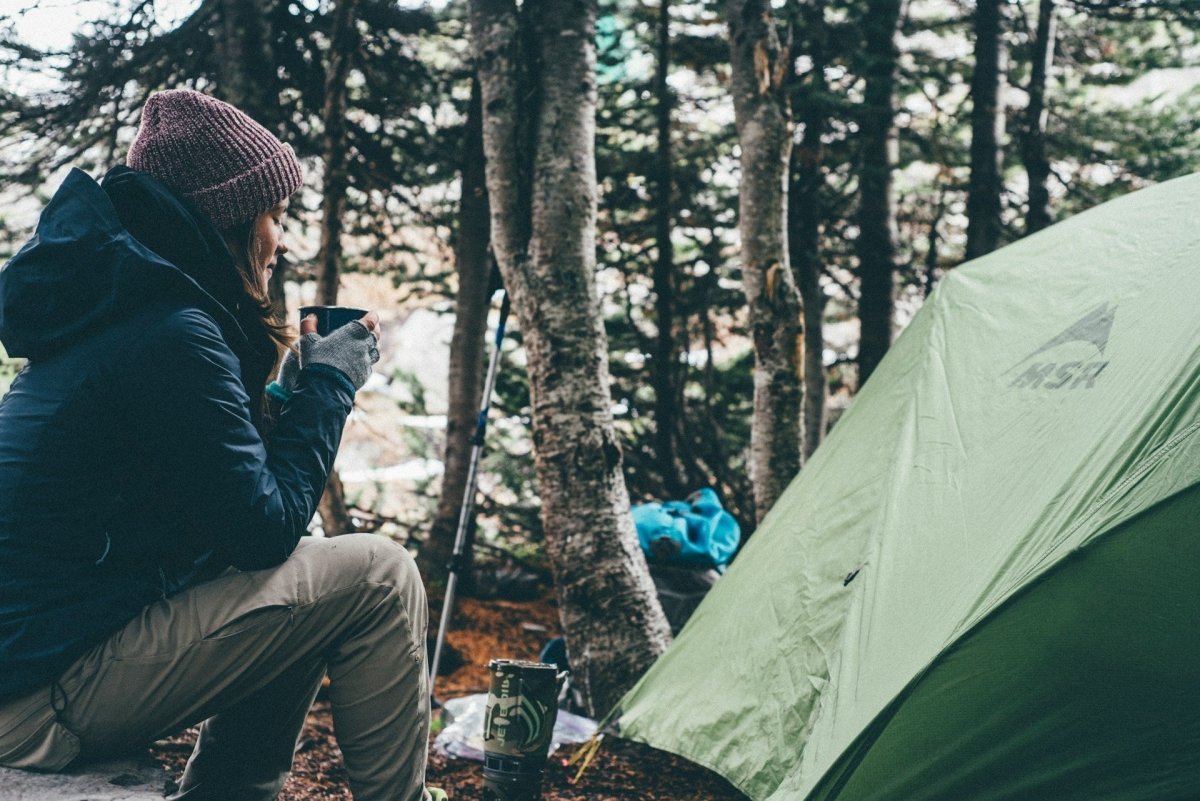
[615,174,1200,800]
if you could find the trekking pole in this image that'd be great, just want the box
[429,289,511,694]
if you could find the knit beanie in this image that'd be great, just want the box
[127,89,303,230]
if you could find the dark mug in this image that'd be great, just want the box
[299,305,368,336]
[481,659,564,801]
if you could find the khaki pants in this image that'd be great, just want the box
[0,535,432,801]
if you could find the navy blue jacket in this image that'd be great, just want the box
[0,167,354,700]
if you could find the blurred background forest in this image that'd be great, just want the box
[2,0,1199,709]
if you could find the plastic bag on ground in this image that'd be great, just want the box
[433,693,598,762]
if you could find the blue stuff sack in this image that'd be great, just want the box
[632,488,741,569]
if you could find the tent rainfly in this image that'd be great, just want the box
[614,173,1200,801]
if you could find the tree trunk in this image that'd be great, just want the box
[214,0,288,318]
[855,0,901,388]
[215,0,279,122]
[788,0,829,462]
[315,0,356,307]
[925,195,946,298]
[966,0,1006,259]
[470,0,671,716]
[317,470,353,537]
[420,78,491,587]
[315,0,358,537]
[652,0,683,497]
[727,0,802,524]
[1023,0,1056,235]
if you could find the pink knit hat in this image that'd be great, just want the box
[127,89,304,229]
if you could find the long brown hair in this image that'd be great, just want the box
[221,218,296,436]
[221,216,294,362]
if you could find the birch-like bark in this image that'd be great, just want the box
[856,0,901,388]
[421,78,491,586]
[1023,0,1056,234]
[728,0,802,522]
[470,0,671,715]
[966,0,1006,259]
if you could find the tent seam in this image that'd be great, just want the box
[1000,416,1200,599]
[794,286,955,794]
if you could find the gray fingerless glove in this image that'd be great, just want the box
[299,320,380,391]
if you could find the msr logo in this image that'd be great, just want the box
[1006,303,1116,390]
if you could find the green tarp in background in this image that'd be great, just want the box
[616,174,1200,800]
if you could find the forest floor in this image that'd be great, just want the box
[149,589,748,801]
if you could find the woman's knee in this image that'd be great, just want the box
[289,535,425,623]
[377,539,424,599]
[327,535,422,594]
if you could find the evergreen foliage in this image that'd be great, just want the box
[1,0,1197,551]
[0,0,460,287]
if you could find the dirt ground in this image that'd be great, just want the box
[150,590,748,801]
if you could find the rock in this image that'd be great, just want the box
[0,753,169,800]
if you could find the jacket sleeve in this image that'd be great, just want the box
[128,307,354,570]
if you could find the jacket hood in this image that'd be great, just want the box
[0,168,276,386]
[101,165,248,317]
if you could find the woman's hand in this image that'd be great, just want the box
[269,311,382,401]
[297,311,382,391]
